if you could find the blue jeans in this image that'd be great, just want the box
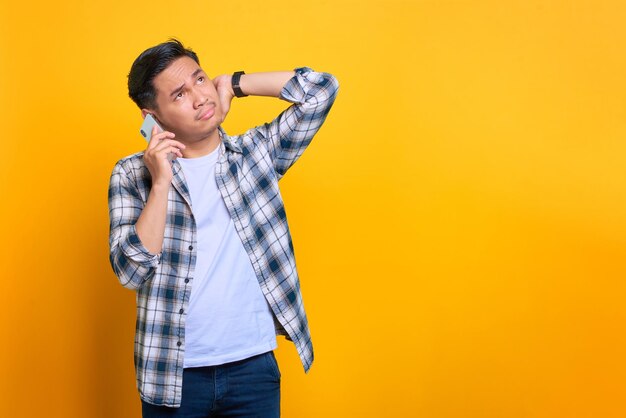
[141,352,281,418]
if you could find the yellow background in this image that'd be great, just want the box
[1,0,626,417]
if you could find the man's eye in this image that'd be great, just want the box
[198,76,205,83]
[175,92,184,100]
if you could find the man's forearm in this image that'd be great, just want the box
[238,71,295,98]
[135,185,169,255]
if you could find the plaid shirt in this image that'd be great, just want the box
[108,67,339,407]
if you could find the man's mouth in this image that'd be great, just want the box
[198,104,216,121]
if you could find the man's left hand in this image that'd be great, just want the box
[213,75,235,120]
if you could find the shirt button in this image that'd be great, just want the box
[177,341,182,347]
[179,308,184,314]
[188,245,193,250]
[184,278,189,283]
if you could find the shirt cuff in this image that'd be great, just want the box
[120,224,161,268]
[279,67,323,104]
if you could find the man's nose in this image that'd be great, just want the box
[192,89,208,108]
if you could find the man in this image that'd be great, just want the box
[108,39,339,417]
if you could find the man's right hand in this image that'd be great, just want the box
[142,125,186,189]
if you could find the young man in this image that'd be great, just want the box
[108,39,339,417]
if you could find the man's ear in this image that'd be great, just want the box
[142,109,162,125]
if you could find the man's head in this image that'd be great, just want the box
[128,39,225,143]
[128,39,199,110]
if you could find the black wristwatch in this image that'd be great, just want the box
[232,71,248,98]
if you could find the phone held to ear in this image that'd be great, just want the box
[140,114,175,161]
[140,114,163,142]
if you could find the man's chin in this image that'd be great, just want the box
[196,125,221,142]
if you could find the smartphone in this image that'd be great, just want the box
[140,113,177,161]
[140,114,163,142]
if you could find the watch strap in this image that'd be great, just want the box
[232,71,248,98]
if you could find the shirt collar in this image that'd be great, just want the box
[218,126,242,153]
[171,125,241,176]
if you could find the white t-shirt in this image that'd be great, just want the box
[177,145,277,368]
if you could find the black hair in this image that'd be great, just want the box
[127,38,200,109]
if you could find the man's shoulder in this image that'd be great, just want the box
[225,124,271,154]
[110,151,150,187]
[116,150,145,165]
[112,151,146,172]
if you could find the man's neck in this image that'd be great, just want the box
[180,128,221,158]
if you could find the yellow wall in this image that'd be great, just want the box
[2,0,626,417]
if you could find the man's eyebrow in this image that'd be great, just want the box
[169,69,205,98]
[169,83,185,98]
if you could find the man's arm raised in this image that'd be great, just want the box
[212,71,296,115]
[214,68,339,177]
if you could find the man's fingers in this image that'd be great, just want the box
[150,139,186,156]
[148,130,175,148]
[156,139,186,150]
[170,146,184,159]
[148,134,184,150]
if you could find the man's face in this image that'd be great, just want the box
[144,56,224,143]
